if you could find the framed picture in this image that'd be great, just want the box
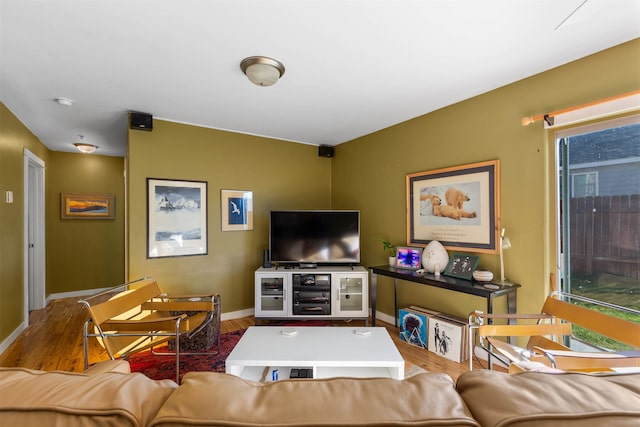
[221,190,253,231]
[61,192,114,219]
[406,160,500,253]
[147,178,208,258]
[444,253,479,280]
[395,246,423,270]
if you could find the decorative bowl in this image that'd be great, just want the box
[473,269,494,282]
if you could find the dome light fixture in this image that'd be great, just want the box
[240,56,285,87]
[54,97,74,107]
[74,135,98,154]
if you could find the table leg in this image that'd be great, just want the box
[507,290,517,344]
[486,295,494,369]
[370,272,377,326]
[393,278,398,328]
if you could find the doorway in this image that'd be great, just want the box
[23,149,45,319]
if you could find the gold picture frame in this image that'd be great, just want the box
[406,160,500,253]
[61,192,115,219]
[221,190,253,231]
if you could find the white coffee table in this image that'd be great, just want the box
[225,326,405,381]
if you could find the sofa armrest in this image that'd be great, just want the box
[457,370,640,426]
[0,367,177,427]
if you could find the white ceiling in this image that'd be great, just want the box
[1,0,639,157]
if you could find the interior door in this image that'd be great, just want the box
[24,149,45,314]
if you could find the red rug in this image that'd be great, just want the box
[128,321,332,382]
[128,329,245,382]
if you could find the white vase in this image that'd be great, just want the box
[389,256,396,266]
[421,240,449,273]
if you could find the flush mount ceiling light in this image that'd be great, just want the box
[240,56,285,87]
[54,96,74,107]
[74,135,98,154]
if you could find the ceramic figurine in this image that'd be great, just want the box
[421,240,449,273]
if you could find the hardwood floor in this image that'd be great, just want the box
[0,297,492,381]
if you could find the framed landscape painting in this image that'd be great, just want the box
[61,192,114,219]
[147,178,208,258]
[406,160,500,253]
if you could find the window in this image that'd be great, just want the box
[571,172,598,197]
[555,115,640,349]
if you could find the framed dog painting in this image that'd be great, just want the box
[406,160,500,254]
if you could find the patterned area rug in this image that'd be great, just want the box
[128,329,245,382]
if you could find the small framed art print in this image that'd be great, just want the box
[221,190,253,231]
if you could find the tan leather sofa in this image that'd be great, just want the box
[1,361,639,427]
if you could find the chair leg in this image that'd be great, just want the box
[175,323,181,384]
[83,320,90,370]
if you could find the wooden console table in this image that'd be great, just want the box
[369,265,520,327]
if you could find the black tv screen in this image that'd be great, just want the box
[269,210,360,265]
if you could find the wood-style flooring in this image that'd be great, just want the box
[0,297,494,381]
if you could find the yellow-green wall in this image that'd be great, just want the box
[1,103,125,346]
[0,103,49,340]
[333,38,640,319]
[46,152,125,293]
[127,120,332,312]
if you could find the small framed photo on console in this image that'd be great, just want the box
[395,246,423,270]
[444,253,479,280]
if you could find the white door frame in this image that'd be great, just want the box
[23,148,46,321]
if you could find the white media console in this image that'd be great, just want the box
[254,266,369,323]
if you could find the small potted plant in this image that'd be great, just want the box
[380,240,397,266]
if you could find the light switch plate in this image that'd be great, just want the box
[5,190,13,204]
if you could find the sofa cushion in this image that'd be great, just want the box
[84,359,132,375]
[0,367,177,427]
[456,370,640,427]
[150,371,479,427]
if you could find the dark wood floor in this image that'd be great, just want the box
[0,297,493,381]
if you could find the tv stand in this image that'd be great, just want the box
[255,266,369,324]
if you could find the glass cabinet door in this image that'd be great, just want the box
[335,274,366,316]
[255,274,287,317]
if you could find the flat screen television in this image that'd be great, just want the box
[269,210,360,265]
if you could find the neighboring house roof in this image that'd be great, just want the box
[565,123,640,166]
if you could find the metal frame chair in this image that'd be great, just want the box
[79,277,220,383]
[468,291,640,373]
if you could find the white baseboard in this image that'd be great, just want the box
[221,308,255,322]
[0,321,27,356]
[374,310,396,326]
[46,287,112,304]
